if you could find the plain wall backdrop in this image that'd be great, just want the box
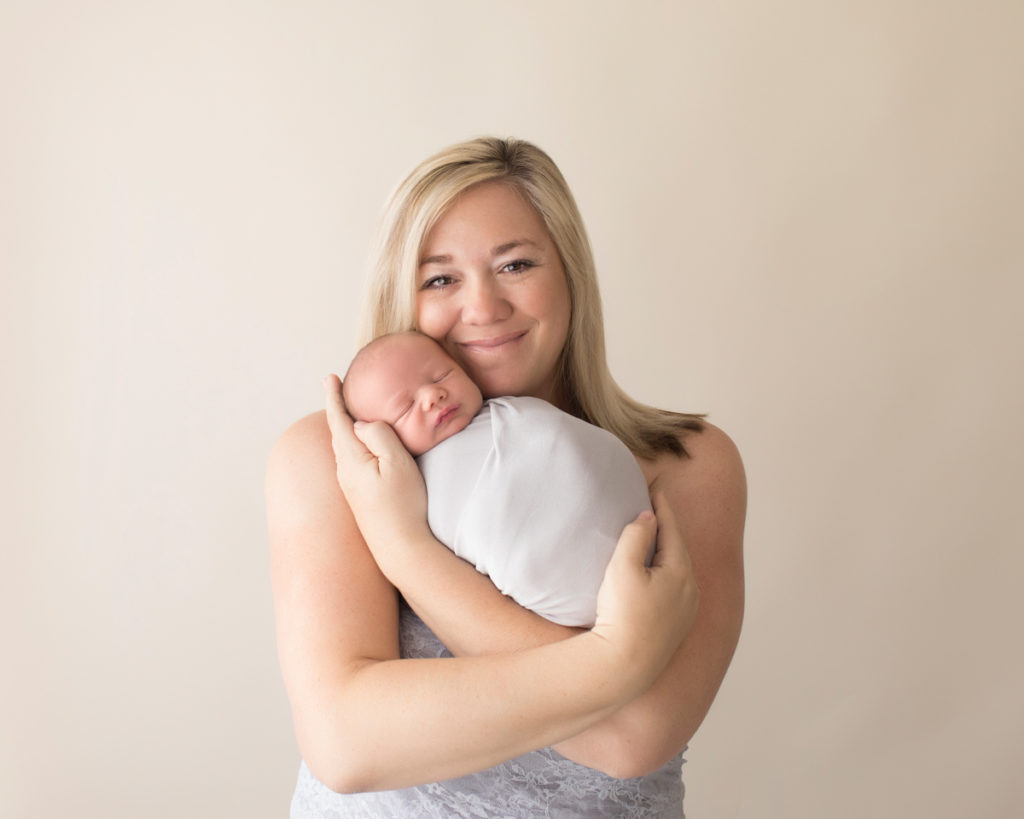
[3,2,1022,817]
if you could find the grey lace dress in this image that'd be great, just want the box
[289,603,686,818]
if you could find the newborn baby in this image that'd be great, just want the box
[342,331,652,627]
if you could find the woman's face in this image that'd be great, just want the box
[415,182,572,406]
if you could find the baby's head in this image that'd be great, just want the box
[342,332,484,456]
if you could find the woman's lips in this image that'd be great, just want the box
[457,330,526,352]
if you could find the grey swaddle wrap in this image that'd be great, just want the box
[416,396,652,627]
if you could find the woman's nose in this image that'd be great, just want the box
[461,276,512,324]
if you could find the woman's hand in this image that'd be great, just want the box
[591,494,700,695]
[323,374,431,579]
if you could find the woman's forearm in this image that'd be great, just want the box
[388,536,683,777]
[390,532,581,655]
[303,506,691,790]
[301,630,636,793]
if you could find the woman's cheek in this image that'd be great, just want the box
[414,302,445,342]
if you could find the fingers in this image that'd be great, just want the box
[351,419,412,466]
[608,510,659,572]
[648,493,692,571]
[323,374,347,431]
[322,374,370,465]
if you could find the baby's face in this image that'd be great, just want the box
[348,334,483,456]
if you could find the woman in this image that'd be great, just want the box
[267,137,747,816]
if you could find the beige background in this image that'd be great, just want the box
[3,2,1022,817]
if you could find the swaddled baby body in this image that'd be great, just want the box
[342,331,651,626]
[417,395,650,625]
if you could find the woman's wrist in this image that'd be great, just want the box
[570,630,653,705]
[363,526,438,588]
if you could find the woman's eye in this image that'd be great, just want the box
[503,259,534,274]
[421,274,456,290]
[501,259,534,274]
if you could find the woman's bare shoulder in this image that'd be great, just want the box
[266,409,342,528]
[270,409,331,460]
[638,422,744,493]
[652,422,744,491]
[268,409,332,472]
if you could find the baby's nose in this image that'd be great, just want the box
[422,384,446,407]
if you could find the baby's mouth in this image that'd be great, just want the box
[436,405,459,427]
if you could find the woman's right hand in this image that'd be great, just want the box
[591,494,700,694]
[322,373,432,580]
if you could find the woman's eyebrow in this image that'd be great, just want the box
[492,239,540,256]
[420,239,540,267]
[420,253,451,266]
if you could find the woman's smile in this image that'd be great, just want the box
[456,330,528,352]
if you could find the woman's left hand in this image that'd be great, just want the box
[323,374,431,579]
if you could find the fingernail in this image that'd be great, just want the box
[353,421,365,429]
[637,510,654,522]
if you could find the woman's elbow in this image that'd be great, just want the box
[323,773,373,797]
[296,718,381,795]
[573,727,684,781]
[303,747,378,796]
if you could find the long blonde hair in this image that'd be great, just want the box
[360,136,703,458]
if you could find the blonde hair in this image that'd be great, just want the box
[359,136,703,458]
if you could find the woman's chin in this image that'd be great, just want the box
[482,382,556,404]
[481,385,522,400]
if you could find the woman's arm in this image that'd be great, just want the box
[267,407,695,793]
[553,424,746,776]
[382,421,746,779]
